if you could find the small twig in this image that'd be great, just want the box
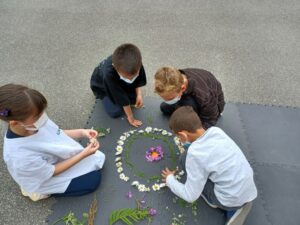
[88,196,98,225]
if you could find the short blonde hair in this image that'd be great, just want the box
[154,67,184,94]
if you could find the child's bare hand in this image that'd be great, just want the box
[82,141,100,157]
[81,129,98,139]
[135,95,144,108]
[161,167,177,182]
[127,117,142,127]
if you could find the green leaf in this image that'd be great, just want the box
[109,208,150,225]
[95,127,110,137]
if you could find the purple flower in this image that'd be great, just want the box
[145,146,164,162]
[0,109,10,117]
[126,191,133,199]
[148,208,157,216]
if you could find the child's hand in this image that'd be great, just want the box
[127,116,143,127]
[135,95,144,108]
[161,167,177,182]
[82,141,100,157]
[81,129,98,139]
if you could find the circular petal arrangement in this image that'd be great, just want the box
[115,126,185,192]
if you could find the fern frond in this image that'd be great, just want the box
[109,208,149,225]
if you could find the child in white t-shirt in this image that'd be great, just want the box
[162,106,257,225]
[0,84,105,201]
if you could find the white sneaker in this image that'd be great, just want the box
[21,188,50,201]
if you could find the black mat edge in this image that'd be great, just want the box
[237,103,273,225]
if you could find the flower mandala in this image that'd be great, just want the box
[115,126,183,192]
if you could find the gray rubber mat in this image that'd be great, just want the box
[47,97,300,225]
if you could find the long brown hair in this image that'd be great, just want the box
[0,84,47,122]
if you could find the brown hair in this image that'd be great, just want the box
[112,43,142,75]
[169,106,202,133]
[154,67,184,94]
[0,84,47,122]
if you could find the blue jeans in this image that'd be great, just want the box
[53,170,102,197]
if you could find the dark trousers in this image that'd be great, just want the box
[102,94,137,118]
[202,180,242,211]
[102,96,124,118]
[53,170,102,197]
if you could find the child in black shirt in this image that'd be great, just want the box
[90,44,147,127]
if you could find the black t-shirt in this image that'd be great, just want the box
[90,55,147,106]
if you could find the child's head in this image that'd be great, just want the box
[112,43,142,81]
[0,84,47,124]
[169,106,203,143]
[154,67,186,104]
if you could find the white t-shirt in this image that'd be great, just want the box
[167,127,257,207]
[3,119,105,195]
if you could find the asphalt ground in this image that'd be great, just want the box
[0,1,299,224]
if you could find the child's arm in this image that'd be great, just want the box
[53,141,100,176]
[135,87,143,108]
[63,129,98,139]
[123,105,142,127]
[162,154,208,203]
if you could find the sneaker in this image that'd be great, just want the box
[225,202,253,225]
[201,194,218,208]
[21,188,50,201]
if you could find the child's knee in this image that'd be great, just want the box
[88,170,102,193]
[160,102,174,116]
[108,109,123,118]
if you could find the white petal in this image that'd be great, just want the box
[152,184,160,191]
[117,140,124,146]
[116,146,123,152]
[162,130,168,135]
[120,136,126,141]
[131,181,139,186]
[116,162,122,167]
[115,151,122,156]
[115,157,122,162]
[117,167,123,173]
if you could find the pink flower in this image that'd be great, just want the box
[148,208,157,216]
